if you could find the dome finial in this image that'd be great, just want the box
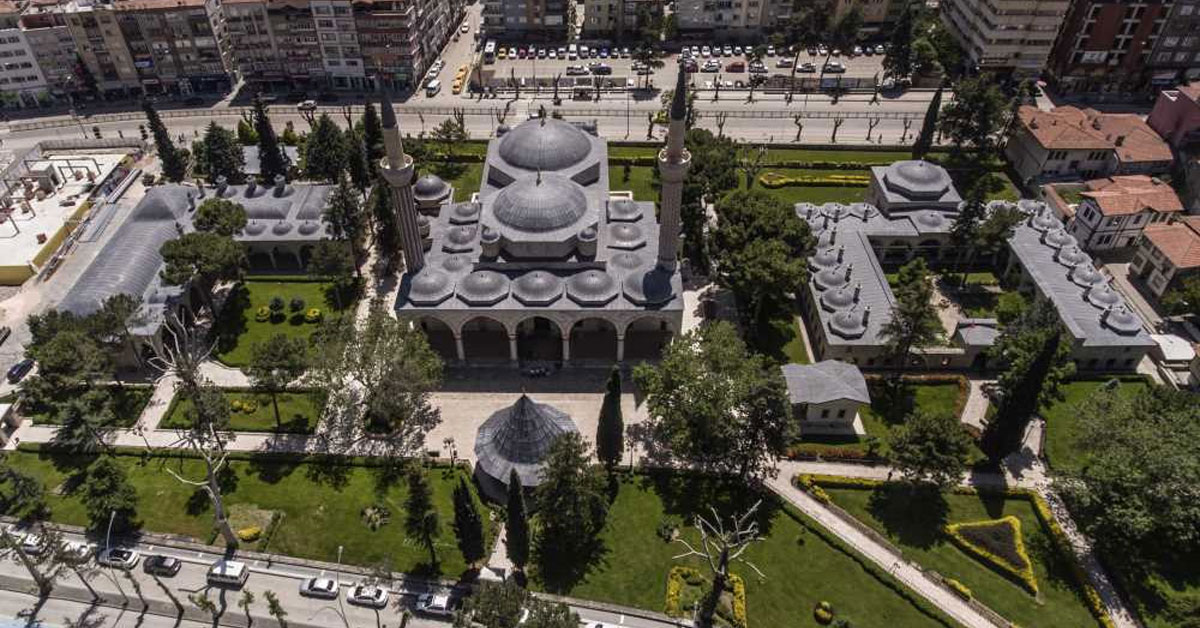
[536,167,542,185]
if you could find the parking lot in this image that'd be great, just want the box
[480,43,887,88]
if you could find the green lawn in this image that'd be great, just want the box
[5,450,492,577]
[533,472,957,628]
[213,280,350,368]
[756,168,869,205]
[795,379,965,454]
[823,485,1102,628]
[26,386,153,427]
[605,145,933,165]
[611,165,658,207]
[421,162,483,202]
[1041,377,1151,472]
[161,389,325,434]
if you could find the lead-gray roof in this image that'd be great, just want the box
[492,174,589,233]
[954,318,1000,347]
[871,161,962,208]
[242,146,299,176]
[474,395,580,488]
[781,360,871,405]
[498,118,594,172]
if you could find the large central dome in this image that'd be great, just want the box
[498,118,593,172]
[492,173,589,233]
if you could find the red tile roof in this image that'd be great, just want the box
[1144,216,1200,269]
[1016,106,1173,165]
[1080,175,1184,217]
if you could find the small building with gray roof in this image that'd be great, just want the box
[780,360,871,435]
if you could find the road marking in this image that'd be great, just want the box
[620,614,626,624]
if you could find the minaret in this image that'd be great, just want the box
[656,66,691,271]
[378,94,424,272]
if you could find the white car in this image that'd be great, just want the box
[19,533,45,556]
[97,547,140,570]
[415,593,454,616]
[460,22,469,33]
[767,45,776,57]
[722,45,733,56]
[875,44,886,54]
[299,577,339,599]
[348,584,389,608]
[548,48,557,59]
[296,99,317,112]
[62,541,94,563]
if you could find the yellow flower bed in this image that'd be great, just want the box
[943,516,1038,596]
[759,171,870,189]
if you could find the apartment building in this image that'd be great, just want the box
[674,0,794,39]
[1148,0,1200,87]
[310,0,363,89]
[482,0,569,41]
[940,0,1070,77]
[1132,215,1200,297]
[1007,105,1174,183]
[0,0,48,106]
[582,0,664,41]
[18,0,76,99]
[1045,0,1168,95]
[1064,175,1183,250]
[114,0,228,95]
[1148,82,1200,148]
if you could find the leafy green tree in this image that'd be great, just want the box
[361,102,384,168]
[247,334,309,431]
[253,96,290,182]
[308,240,356,308]
[1060,385,1200,565]
[159,231,246,315]
[534,433,609,568]
[888,410,972,488]
[323,175,368,271]
[1163,275,1200,317]
[975,202,1024,262]
[453,580,527,628]
[238,590,256,626]
[145,100,187,182]
[405,467,440,566]
[680,129,740,270]
[595,367,624,471]
[193,198,247,237]
[981,300,1074,463]
[236,118,258,146]
[198,122,245,184]
[80,455,138,534]
[49,389,116,452]
[452,477,486,568]
[912,83,943,160]
[633,321,795,482]
[938,74,1009,185]
[522,600,580,628]
[505,468,529,571]
[370,185,401,273]
[950,187,986,284]
[880,257,942,366]
[883,5,918,80]
[709,189,813,342]
[995,292,1027,326]
[304,114,346,182]
[344,128,371,193]
[430,117,469,159]
[0,460,46,518]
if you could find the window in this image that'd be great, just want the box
[1183,4,1196,15]
[1165,36,1180,47]
[836,409,846,419]
[820,409,830,418]
[1107,217,1121,226]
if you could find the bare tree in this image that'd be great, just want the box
[673,501,766,627]
[867,117,881,142]
[715,112,728,138]
[646,112,655,140]
[739,145,767,190]
[165,422,238,547]
[902,118,913,143]
[712,75,722,102]
[793,115,804,142]
[831,117,845,143]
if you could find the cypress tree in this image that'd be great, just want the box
[145,100,186,182]
[596,367,624,470]
[253,97,289,183]
[505,468,530,570]
[370,185,401,271]
[452,477,486,567]
[344,128,370,193]
[200,122,245,184]
[362,103,384,167]
[912,83,943,160]
[304,114,346,182]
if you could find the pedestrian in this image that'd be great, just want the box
[886,470,893,481]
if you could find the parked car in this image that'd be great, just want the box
[776,57,794,68]
[296,100,317,112]
[749,62,767,74]
[19,533,45,556]
[7,358,34,384]
[97,547,140,570]
[0,326,10,347]
[508,47,517,59]
[682,59,698,72]
[460,22,469,33]
[799,62,817,73]
[590,63,612,75]
[547,48,557,59]
[621,47,631,58]
[299,577,339,599]
[875,44,886,54]
[852,45,863,56]
[823,62,847,73]
[733,45,743,56]
[566,65,588,76]
[415,593,454,616]
[143,555,182,577]
[701,60,720,72]
[725,61,745,72]
[700,46,711,58]
[817,45,828,55]
[348,584,388,608]
[537,48,547,59]
[767,45,776,57]
[207,559,249,588]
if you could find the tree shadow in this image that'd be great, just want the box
[186,488,211,516]
[642,469,782,537]
[322,280,362,313]
[533,536,610,595]
[369,459,409,498]
[245,457,300,484]
[867,378,916,425]
[303,454,352,490]
[866,483,949,550]
[210,284,250,357]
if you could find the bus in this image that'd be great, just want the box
[484,40,497,64]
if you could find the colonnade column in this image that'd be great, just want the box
[616,334,625,362]
[508,334,518,364]
[454,334,465,362]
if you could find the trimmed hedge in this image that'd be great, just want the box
[15,442,466,470]
[663,565,747,628]
[944,516,1039,596]
[944,577,973,601]
[759,171,870,189]
[785,445,881,462]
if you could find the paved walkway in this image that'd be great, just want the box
[959,379,994,431]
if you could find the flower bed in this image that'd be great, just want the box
[758,171,870,189]
[663,565,747,628]
[944,516,1038,595]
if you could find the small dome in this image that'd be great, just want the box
[883,161,951,200]
[496,124,511,136]
[1043,228,1076,250]
[848,202,879,220]
[407,269,454,306]
[1070,264,1105,288]
[608,223,646,250]
[1056,245,1089,267]
[810,246,841,269]
[609,252,645,270]
[1031,210,1062,232]
[442,255,472,272]
[456,270,510,306]
[271,221,293,235]
[608,198,642,222]
[794,203,819,219]
[1101,305,1142,335]
[451,202,481,225]
[244,221,266,236]
[512,271,563,306]
[417,214,431,226]
[1019,199,1048,215]
[579,225,597,241]
[813,265,850,291]
[821,203,848,221]
[443,225,478,253]
[916,211,946,229]
[566,270,619,305]
[413,174,449,200]
[622,267,675,306]
[1085,285,1122,309]
[498,118,593,172]
[820,285,857,311]
[492,174,589,233]
[480,225,500,242]
[829,309,868,339]
[298,221,320,236]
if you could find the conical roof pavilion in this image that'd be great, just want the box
[473,395,579,502]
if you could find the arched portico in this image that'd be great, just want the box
[624,316,675,362]
[416,316,457,362]
[569,318,618,363]
[461,316,510,362]
[517,316,563,363]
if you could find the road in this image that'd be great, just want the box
[0,525,682,628]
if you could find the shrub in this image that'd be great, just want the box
[759,171,870,189]
[254,306,271,322]
[814,600,835,624]
[268,296,285,312]
[944,577,972,600]
[792,475,833,504]
[237,526,262,542]
[728,573,747,628]
[231,399,243,412]
[664,566,703,618]
[289,297,306,312]
[656,516,680,542]
[239,398,258,414]
[305,308,323,323]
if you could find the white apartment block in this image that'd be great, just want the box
[674,0,791,39]
[311,0,364,90]
[940,0,1069,77]
[0,3,48,107]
